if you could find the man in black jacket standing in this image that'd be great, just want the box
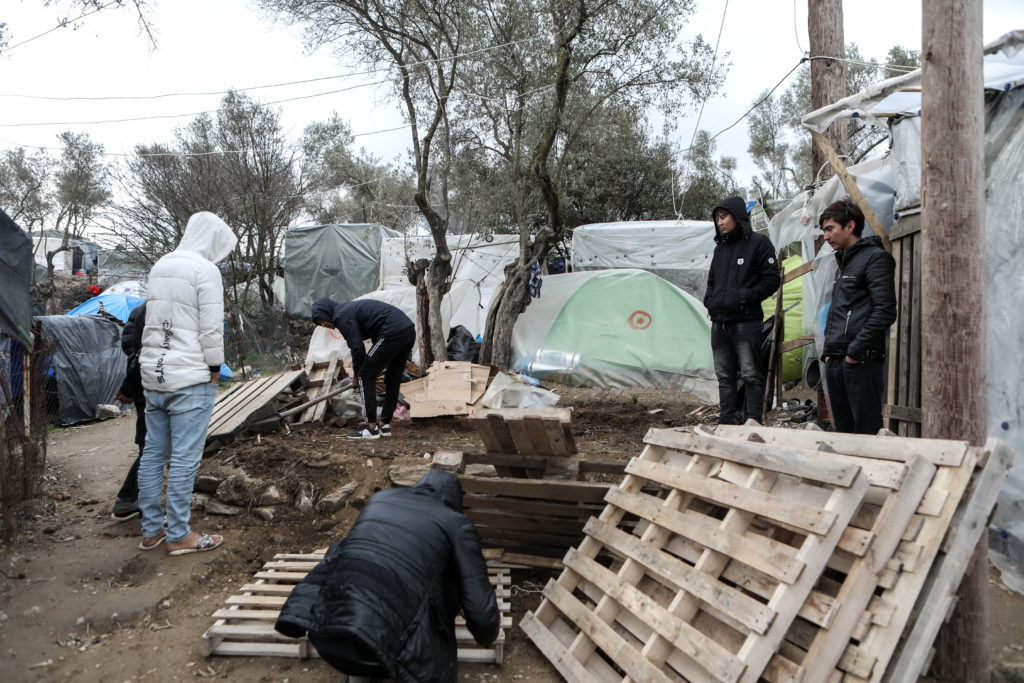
[312,297,416,440]
[275,470,500,683]
[110,302,147,521]
[820,199,897,434]
[704,196,781,424]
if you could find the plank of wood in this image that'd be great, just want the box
[537,415,571,456]
[885,438,1014,682]
[626,457,839,535]
[208,370,305,438]
[463,494,604,520]
[645,428,861,487]
[298,357,338,424]
[520,611,599,683]
[707,424,966,466]
[460,476,611,503]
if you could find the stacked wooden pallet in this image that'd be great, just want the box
[434,408,628,562]
[521,424,1013,683]
[201,551,512,664]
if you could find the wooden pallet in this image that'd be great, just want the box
[298,359,344,425]
[201,552,512,664]
[472,407,577,458]
[521,427,871,683]
[207,370,305,440]
[708,425,1012,683]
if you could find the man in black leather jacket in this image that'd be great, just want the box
[820,199,897,434]
[704,196,781,424]
[275,470,499,683]
[111,302,147,521]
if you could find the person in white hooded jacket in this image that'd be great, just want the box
[137,212,237,555]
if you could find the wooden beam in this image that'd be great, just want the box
[810,130,892,252]
[780,335,814,353]
[781,259,814,283]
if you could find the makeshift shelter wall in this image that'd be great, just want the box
[97,250,150,287]
[509,269,716,400]
[379,234,520,334]
[570,220,716,300]
[36,315,124,425]
[283,224,399,317]
[0,209,35,347]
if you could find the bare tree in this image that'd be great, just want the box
[0,147,53,231]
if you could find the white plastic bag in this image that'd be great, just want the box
[306,325,351,365]
[478,372,559,409]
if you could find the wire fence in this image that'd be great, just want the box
[224,303,305,380]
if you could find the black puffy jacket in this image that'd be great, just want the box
[822,235,897,361]
[118,303,147,446]
[703,196,781,323]
[275,471,499,683]
[311,297,415,374]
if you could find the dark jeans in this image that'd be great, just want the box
[825,357,886,434]
[711,320,765,423]
[308,632,390,679]
[358,325,416,424]
[116,402,147,501]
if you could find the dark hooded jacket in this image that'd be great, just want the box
[275,471,499,683]
[822,235,897,361]
[703,196,781,323]
[311,297,415,374]
[118,302,147,446]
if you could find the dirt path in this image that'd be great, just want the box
[1,388,1022,682]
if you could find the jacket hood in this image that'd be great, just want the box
[311,297,339,324]
[711,196,752,243]
[835,234,885,261]
[412,470,464,512]
[176,212,237,264]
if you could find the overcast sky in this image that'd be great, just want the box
[2,0,1023,200]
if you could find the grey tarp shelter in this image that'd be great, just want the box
[36,315,125,425]
[283,224,400,317]
[0,208,34,348]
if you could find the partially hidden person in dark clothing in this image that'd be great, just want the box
[820,198,897,434]
[275,470,500,683]
[311,297,416,440]
[111,301,147,521]
[703,196,781,424]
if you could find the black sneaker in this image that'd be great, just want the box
[111,498,140,521]
[346,425,380,440]
[379,424,391,437]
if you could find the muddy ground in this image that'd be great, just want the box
[1,385,1022,682]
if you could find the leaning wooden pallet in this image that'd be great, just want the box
[709,424,1013,683]
[201,552,512,664]
[206,369,306,442]
[521,428,871,683]
[297,359,344,425]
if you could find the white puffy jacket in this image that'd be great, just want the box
[140,212,238,392]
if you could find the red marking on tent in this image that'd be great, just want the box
[628,310,652,329]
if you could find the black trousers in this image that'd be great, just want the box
[116,400,147,501]
[825,357,886,434]
[711,320,765,423]
[358,325,416,424]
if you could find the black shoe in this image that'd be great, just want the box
[346,425,380,440]
[378,423,391,437]
[111,498,140,521]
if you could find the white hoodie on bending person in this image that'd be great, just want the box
[140,212,238,393]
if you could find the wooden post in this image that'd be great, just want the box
[763,252,785,419]
[810,131,892,251]
[920,1,988,680]
[807,0,847,180]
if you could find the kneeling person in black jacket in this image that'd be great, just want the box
[275,471,500,683]
[312,297,416,439]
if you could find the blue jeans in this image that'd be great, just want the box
[139,383,217,542]
[711,320,765,423]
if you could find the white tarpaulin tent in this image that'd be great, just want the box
[379,234,520,335]
[784,30,1024,575]
[571,220,717,300]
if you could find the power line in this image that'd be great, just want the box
[2,0,123,53]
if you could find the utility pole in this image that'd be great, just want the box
[807,0,847,182]
[920,1,988,680]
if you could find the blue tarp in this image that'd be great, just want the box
[66,293,144,323]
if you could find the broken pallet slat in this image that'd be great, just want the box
[208,370,306,439]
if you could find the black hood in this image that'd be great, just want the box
[311,297,339,324]
[711,196,753,243]
[412,470,464,512]
[834,234,885,262]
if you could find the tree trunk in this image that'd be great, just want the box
[807,0,848,181]
[920,1,988,680]
[411,260,434,368]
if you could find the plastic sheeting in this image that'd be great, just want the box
[509,269,716,400]
[0,208,34,347]
[66,293,144,323]
[102,280,147,298]
[802,30,1024,134]
[36,315,125,425]
[283,224,400,317]
[571,220,716,300]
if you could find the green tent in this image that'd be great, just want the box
[762,254,804,383]
[511,269,715,401]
